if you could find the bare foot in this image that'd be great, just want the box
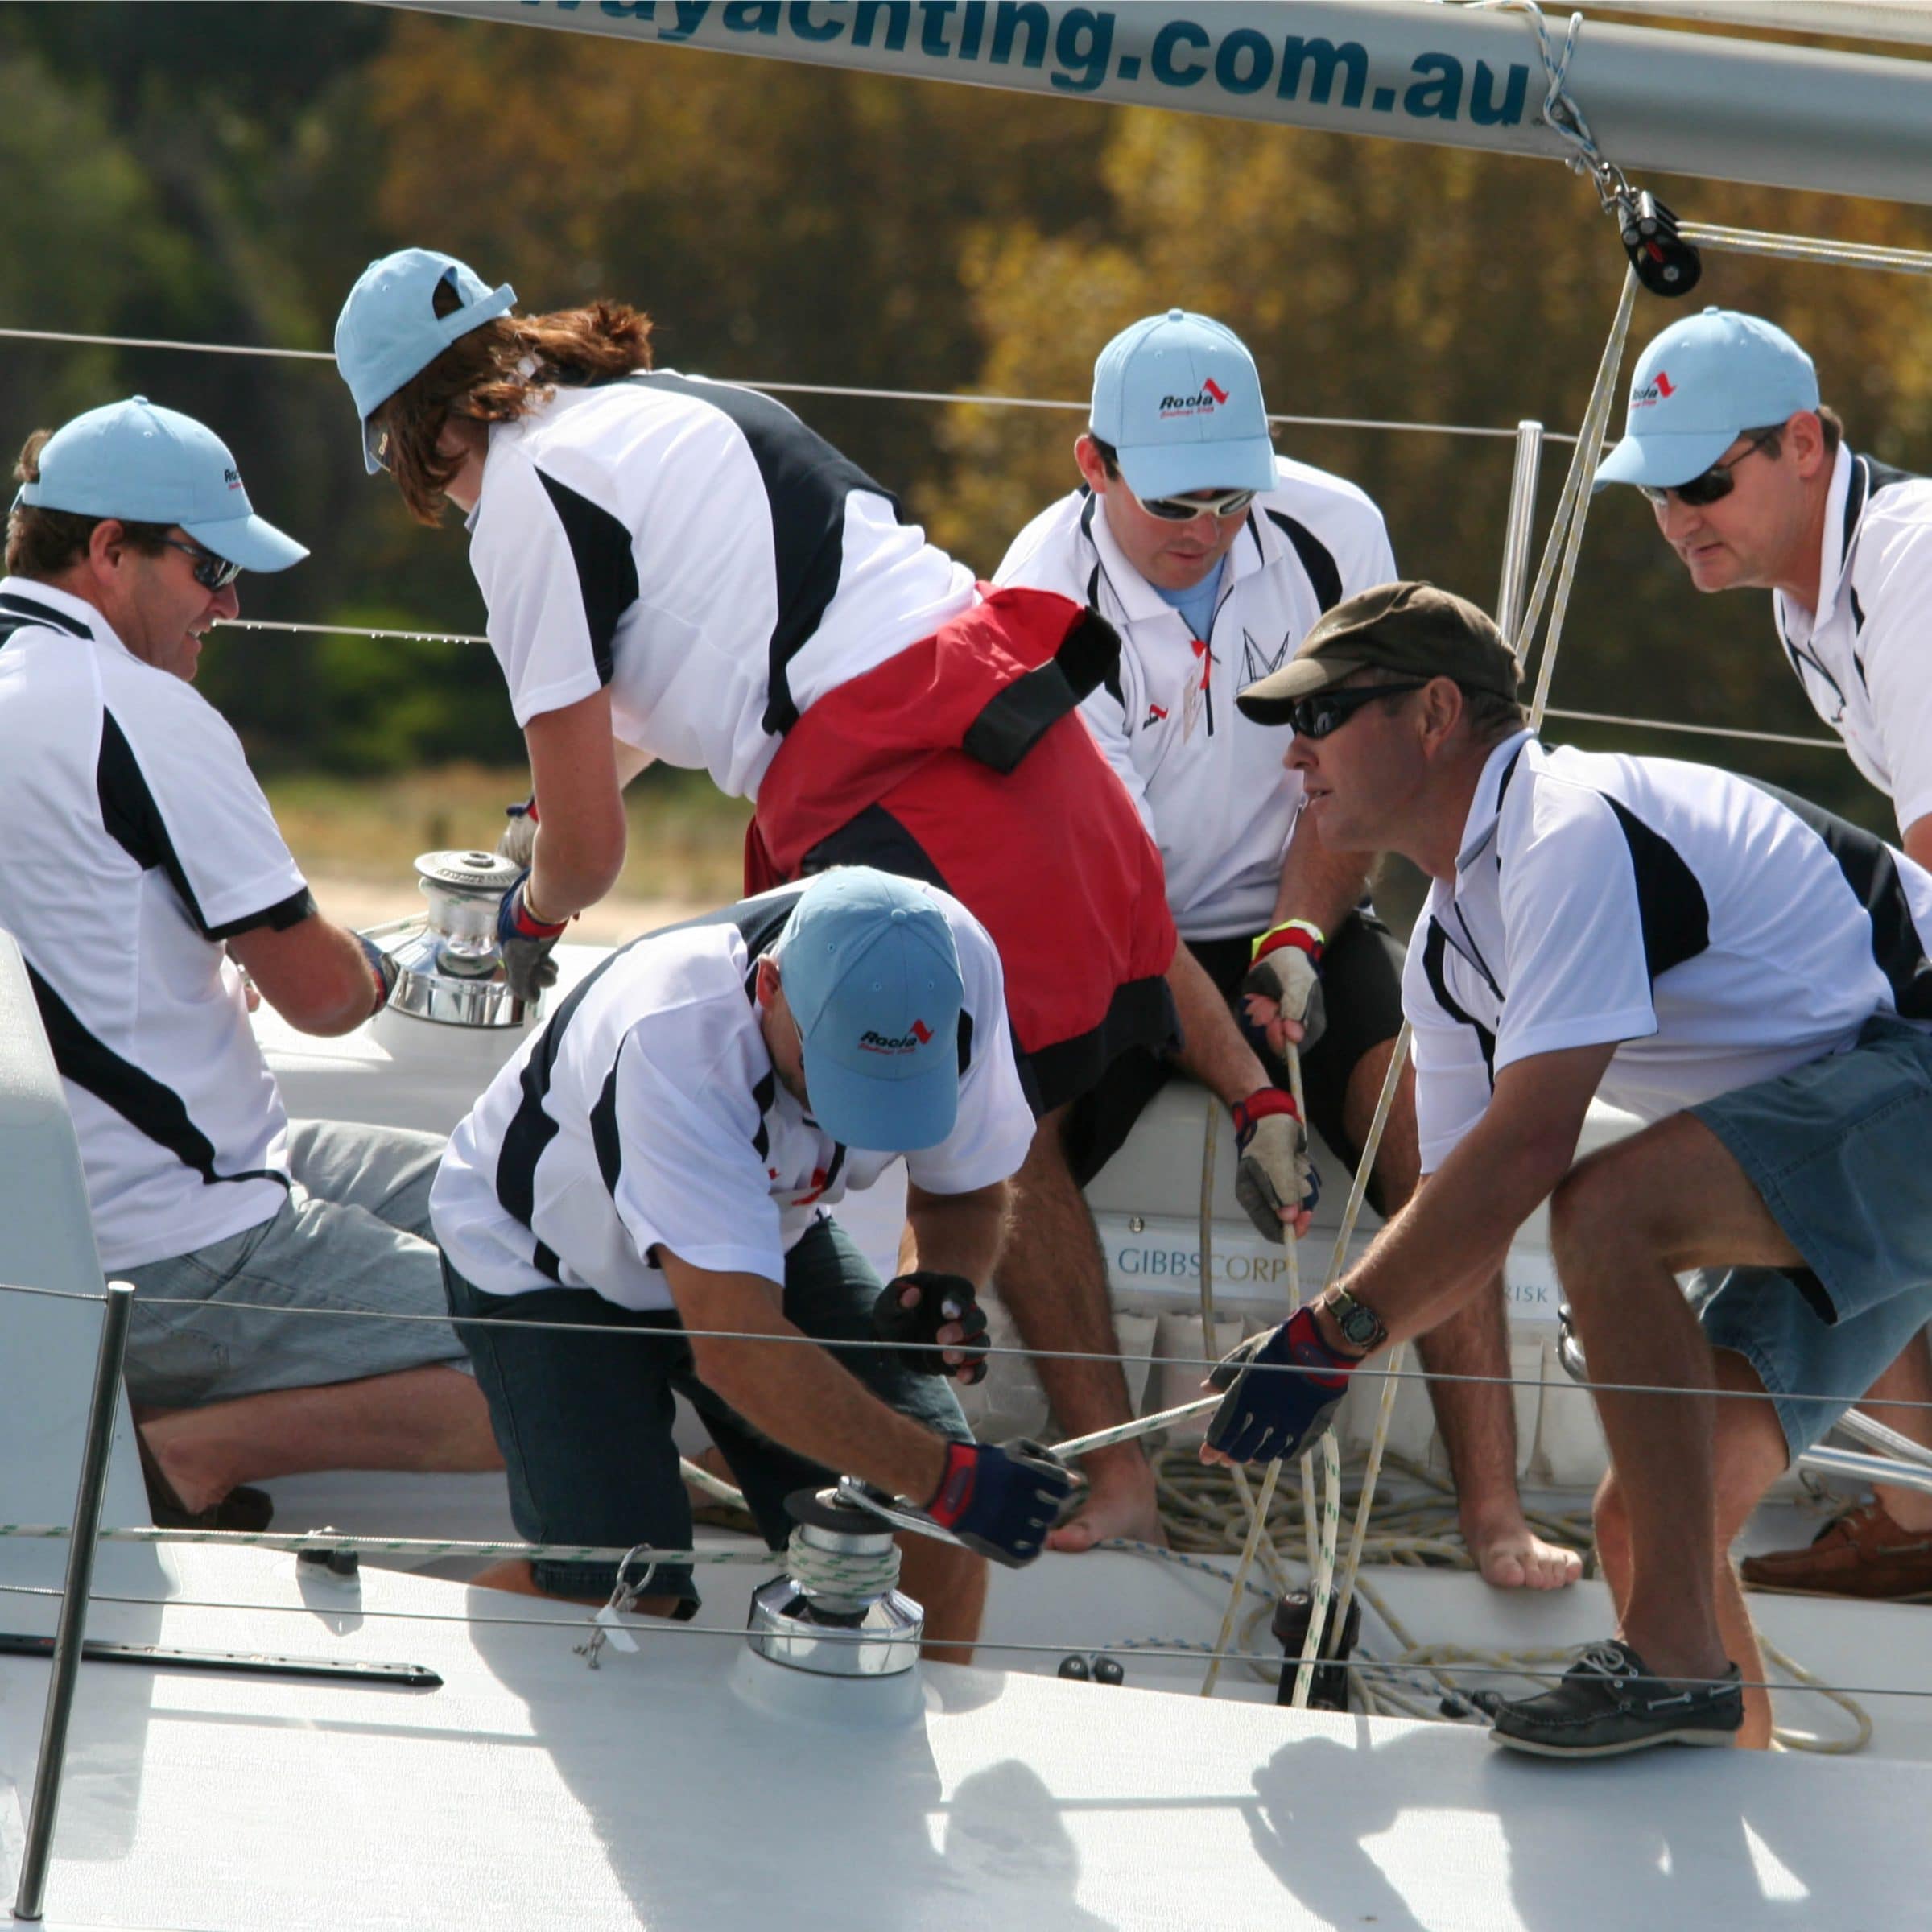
[1047,1448,1166,1553]
[1467,1513,1583,1591]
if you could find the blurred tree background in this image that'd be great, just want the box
[2,1,1929,873]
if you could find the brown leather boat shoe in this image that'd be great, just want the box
[1740,1499,1932,1602]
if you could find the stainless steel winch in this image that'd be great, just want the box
[747,1488,925,1679]
[371,849,540,1030]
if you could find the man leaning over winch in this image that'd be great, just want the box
[431,867,1080,1656]
[995,309,1577,1591]
[0,397,502,1530]
[1599,306,1932,1606]
[1206,580,1932,1758]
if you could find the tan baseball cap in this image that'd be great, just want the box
[1236,580,1521,724]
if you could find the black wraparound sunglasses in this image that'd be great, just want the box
[1289,680,1430,740]
[160,536,243,592]
[1636,427,1781,510]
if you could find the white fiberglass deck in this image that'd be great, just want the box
[2,1544,1928,1932]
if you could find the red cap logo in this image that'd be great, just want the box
[910,1019,933,1044]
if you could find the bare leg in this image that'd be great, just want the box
[1857,1329,1932,1532]
[994,1105,1161,1553]
[1348,1044,1579,1589]
[140,1364,502,1513]
[1595,1348,1790,1748]
[1551,1112,1805,1684]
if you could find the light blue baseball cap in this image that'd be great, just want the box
[1597,307,1818,490]
[779,869,964,1153]
[12,396,307,573]
[1091,308,1277,501]
[334,247,517,473]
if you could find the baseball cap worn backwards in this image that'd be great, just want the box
[780,869,966,1153]
[1596,307,1818,491]
[1091,308,1277,502]
[334,247,517,473]
[13,396,307,574]
[1236,580,1520,724]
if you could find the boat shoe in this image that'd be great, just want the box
[1740,1498,1932,1602]
[1488,1639,1743,1758]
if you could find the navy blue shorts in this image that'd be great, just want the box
[1690,1013,1932,1460]
[444,1216,968,1603]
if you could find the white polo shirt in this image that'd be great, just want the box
[0,580,310,1269]
[1406,731,1932,1174]
[431,882,1034,1310]
[994,457,1396,940]
[466,374,976,799]
[1773,444,1932,835]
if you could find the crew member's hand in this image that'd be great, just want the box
[497,871,567,1004]
[1231,1088,1318,1243]
[925,1439,1082,1567]
[356,932,400,1019]
[1241,919,1326,1057]
[1202,1306,1355,1466]
[497,795,539,870]
[872,1269,990,1385]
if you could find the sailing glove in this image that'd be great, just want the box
[925,1439,1081,1567]
[497,795,539,869]
[497,871,566,1004]
[1204,1307,1355,1465]
[1231,1088,1318,1243]
[356,931,400,1019]
[873,1270,990,1384]
[1241,919,1326,1054]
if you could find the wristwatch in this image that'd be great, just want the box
[1320,1286,1388,1356]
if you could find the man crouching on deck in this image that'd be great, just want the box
[1206,580,1932,1758]
[431,867,1078,1657]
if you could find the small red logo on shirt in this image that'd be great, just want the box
[793,1166,832,1206]
[1145,703,1170,726]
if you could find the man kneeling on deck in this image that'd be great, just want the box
[431,868,1079,1654]
[1205,580,1932,1757]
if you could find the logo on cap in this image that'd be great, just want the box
[223,465,243,490]
[1158,378,1230,420]
[859,1024,931,1055]
[1630,369,1678,410]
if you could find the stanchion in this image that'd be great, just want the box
[13,1280,135,1924]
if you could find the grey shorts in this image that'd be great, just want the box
[118,1119,470,1410]
[1690,1013,1932,1459]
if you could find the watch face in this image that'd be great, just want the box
[1335,1297,1381,1346]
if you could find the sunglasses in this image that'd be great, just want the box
[1289,679,1430,740]
[1636,429,1779,510]
[159,536,243,592]
[1131,483,1259,522]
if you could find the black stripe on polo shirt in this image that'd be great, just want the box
[589,1055,625,1195]
[631,373,895,738]
[23,957,287,1192]
[1422,918,1497,1085]
[1264,510,1344,615]
[531,470,639,689]
[96,711,217,935]
[960,607,1121,774]
[0,592,92,646]
[493,939,634,1234]
[749,1070,776,1163]
[97,716,311,939]
[1600,797,1711,983]
[1748,781,1932,1020]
